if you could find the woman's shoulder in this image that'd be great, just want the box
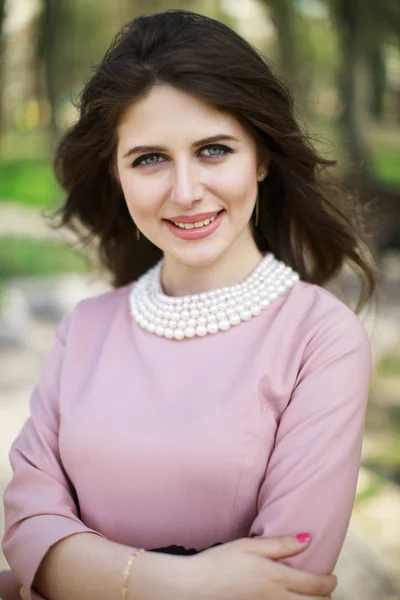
[292,279,364,321]
[58,282,133,340]
[284,280,371,357]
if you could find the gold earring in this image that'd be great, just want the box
[136,226,140,241]
[255,195,259,227]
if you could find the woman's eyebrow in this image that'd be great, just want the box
[123,134,240,158]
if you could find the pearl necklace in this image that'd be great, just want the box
[129,253,299,340]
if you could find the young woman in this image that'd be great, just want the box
[1,10,377,600]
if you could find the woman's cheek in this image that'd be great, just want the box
[125,178,165,220]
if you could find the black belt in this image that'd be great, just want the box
[149,542,223,556]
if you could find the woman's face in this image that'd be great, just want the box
[116,84,267,270]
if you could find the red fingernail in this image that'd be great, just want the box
[296,533,312,544]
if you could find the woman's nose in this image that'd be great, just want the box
[170,162,203,208]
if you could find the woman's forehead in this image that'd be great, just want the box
[117,85,250,149]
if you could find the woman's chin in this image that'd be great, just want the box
[165,243,227,270]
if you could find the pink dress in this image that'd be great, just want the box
[1,279,372,599]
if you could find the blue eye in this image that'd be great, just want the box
[133,154,164,168]
[201,144,231,158]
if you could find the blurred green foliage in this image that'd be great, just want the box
[0,237,88,279]
[376,354,400,377]
[371,148,400,185]
[0,159,61,207]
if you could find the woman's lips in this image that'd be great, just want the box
[164,210,225,240]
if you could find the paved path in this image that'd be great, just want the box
[0,203,55,239]
[0,202,77,243]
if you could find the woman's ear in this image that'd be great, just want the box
[256,146,270,181]
[256,160,269,182]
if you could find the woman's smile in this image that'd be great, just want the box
[163,209,226,240]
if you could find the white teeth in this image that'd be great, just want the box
[172,213,218,229]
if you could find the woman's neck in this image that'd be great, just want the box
[160,237,264,298]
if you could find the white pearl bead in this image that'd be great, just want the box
[188,318,197,327]
[156,325,165,336]
[218,320,231,331]
[190,309,200,318]
[165,328,174,338]
[251,304,262,316]
[229,313,241,325]
[174,329,185,340]
[240,309,252,320]
[207,322,219,334]
[196,325,207,337]
[184,326,196,338]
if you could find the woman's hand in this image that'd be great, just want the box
[183,535,337,600]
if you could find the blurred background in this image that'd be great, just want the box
[0,0,399,598]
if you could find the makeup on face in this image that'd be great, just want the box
[116,85,266,289]
[163,209,225,240]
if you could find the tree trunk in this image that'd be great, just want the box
[35,0,65,148]
[332,0,372,180]
[368,42,386,121]
[263,0,297,85]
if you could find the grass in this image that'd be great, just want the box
[355,471,385,505]
[371,147,400,185]
[376,354,400,378]
[0,159,61,209]
[0,237,88,281]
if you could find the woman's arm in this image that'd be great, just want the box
[33,533,192,600]
[249,305,372,574]
[1,316,103,596]
[2,315,193,600]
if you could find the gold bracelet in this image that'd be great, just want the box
[122,548,146,600]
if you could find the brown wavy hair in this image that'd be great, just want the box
[53,9,378,312]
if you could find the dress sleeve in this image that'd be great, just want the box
[1,314,105,595]
[248,309,372,574]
